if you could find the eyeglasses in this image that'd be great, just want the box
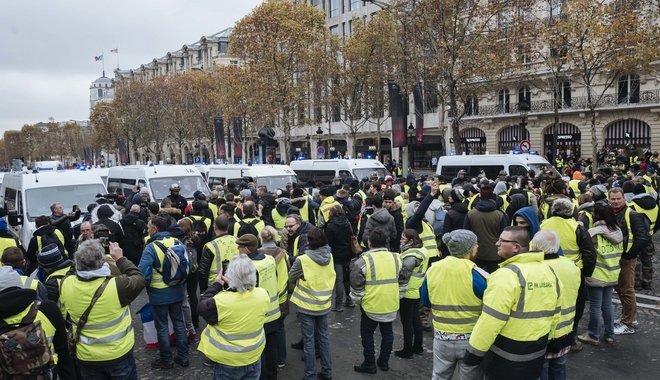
[285,224,298,229]
[498,238,519,244]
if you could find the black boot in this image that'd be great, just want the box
[394,349,414,359]
[353,361,377,374]
[377,358,389,371]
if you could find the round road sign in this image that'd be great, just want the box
[519,140,531,153]
[317,146,325,155]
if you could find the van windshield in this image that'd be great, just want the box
[353,168,389,180]
[256,175,298,191]
[528,163,560,176]
[150,176,210,201]
[26,184,106,220]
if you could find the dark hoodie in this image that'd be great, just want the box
[26,225,66,273]
[629,193,660,234]
[464,199,508,262]
[259,192,277,227]
[513,206,541,238]
[440,201,470,257]
[0,288,76,379]
[288,245,333,316]
[119,211,148,265]
[361,207,397,248]
[325,215,353,264]
[274,199,293,222]
[388,201,404,252]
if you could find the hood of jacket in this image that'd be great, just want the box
[0,288,36,319]
[260,193,276,208]
[259,245,287,265]
[275,199,292,216]
[589,221,624,244]
[577,201,594,212]
[121,211,142,224]
[370,207,393,223]
[328,215,350,228]
[405,201,419,219]
[494,182,508,196]
[513,206,541,237]
[34,224,56,237]
[450,201,469,214]
[291,196,307,209]
[631,193,657,210]
[167,224,186,240]
[424,199,444,225]
[305,245,332,266]
[474,199,498,212]
[160,207,182,216]
[294,221,315,238]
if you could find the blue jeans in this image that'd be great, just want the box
[274,319,287,365]
[360,308,393,364]
[79,351,138,380]
[541,354,567,380]
[300,313,332,380]
[587,285,615,340]
[152,301,189,362]
[213,360,261,380]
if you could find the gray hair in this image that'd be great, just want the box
[130,204,141,213]
[532,230,561,254]
[50,202,61,213]
[75,240,105,271]
[551,198,574,218]
[226,254,257,292]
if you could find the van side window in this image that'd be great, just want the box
[439,166,465,179]
[471,166,504,180]
[4,187,16,211]
[16,192,22,215]
[314,171,337,184]
[296,171,312,184]
[107,178,122,195]
[509,165,527,176]
[339,170,351,180]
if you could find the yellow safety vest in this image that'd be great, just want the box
[299,199,315,224]
[291,255,336,314]
[579,210,594,230]
[148,237,178,289]
[591,234,623,283]
[357,190,368,205]
[208,202,219,220]
[274,253,289,305]
[544,256,580,340]
[198,287,270,367]
[2,302,57,364]
[467,194,479,210]
[468,251,560,362]
[271,209,287,230]
[204,235,239,285]
[60,276,134,362]
[46,266,70,317]
[319,198,339,225]
[420,221,438,257]
[426,256,482,333]
[37,230,65,251]
[400,247,429,299]
[361,249,402,315]
[438,184,451,194]
[252,255,281,323]
[0,237,18,255]
[20,275,39,291]
[629,203,658,236]
[540,217,583,268]
[569,179,582,195]
[622,207,635,253]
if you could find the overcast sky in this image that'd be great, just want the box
[0,0,262,134]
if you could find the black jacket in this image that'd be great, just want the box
[286,221,314,261]
[0,288,76,380]
[26,225,66,274]
[441,201,469,256]
[325,216,353,265]
[166,193,188,214]
[119,212,147,265]
[389,203,404,252]
[49,211,79,257]
[259,193,277,227]
[615,205,651,260]
[94,218,124,244]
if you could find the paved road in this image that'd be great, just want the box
[132,238,660,379]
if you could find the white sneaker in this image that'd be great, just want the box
[613,324,635,335]
[614,319,639,328]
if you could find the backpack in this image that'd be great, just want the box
[433,208,447,237]
[40,233,64,256]
[0,301,54,379]
[157,212,176,228]
[237,219,259,238]
[188,216,210,246]
[153,240,191,286]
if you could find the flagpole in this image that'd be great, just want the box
[117,50,120,69]
[102,52,105,77]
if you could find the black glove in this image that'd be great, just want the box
[463,350,483,366]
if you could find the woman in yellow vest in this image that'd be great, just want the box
[578,203,623,346]
[289,227,335,380]
[394,229,429,359]
[198,254,271,380]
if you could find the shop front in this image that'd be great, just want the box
[325,139,349,159]
[459,128,487,155]
[499,125,530,154]
[605,119,651,151]
[356,138,392,162]
[411,135,444,171]
[544,123,581,159]
[291,141,312,161]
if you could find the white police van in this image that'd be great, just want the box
[106,165,209,203]
[207,164,298,191]
[436,153,559,180]
[1,169,107,246]
[289,159,389,184]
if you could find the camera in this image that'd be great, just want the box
[95,229,110,255]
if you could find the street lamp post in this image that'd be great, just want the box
[316,126,323,158]
[518,100,530,152]
[408,122,415,172]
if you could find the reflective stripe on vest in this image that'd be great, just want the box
[59,277,134,361]
[197,288,269,366]
[205,235,239,285]
[252,255,281,323]
[299,200,311,223]
[20,276,38,291]
[591,235,623,283]
[630,203,658,236]
[148,237,178,289]
[541,217,583,268]
[426,257,483,334]
[400,247,429,299]
[291,254,335,313]
[361,249,401,315]
[420,221,438,256]
[274,255,288,304]
[47,267,70,317]
[544,257,580,340]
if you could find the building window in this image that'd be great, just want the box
[218,41,228,54]
[517,44,531,64]
[180,57,184,68]
[498,89,510,114]
[350,0,359,11]
[342,0,345,13]
[465,95,479,116]
[98,89,103,98]
[555,82,571,109]
[342,22,346,38]
[518,86,530,105]
[329,25,339,35]
[311,0,319,6]
[618,74,640,105]
[197,50,202,62]
[330,0,339,17]
[348,20,352,36]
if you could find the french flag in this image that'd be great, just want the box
[110,48,118,53]
[94,54,103,61]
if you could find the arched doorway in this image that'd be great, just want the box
[498,125,530,153]
[605,119,651,150]
[544,123,581,158]
[201,146,210,164]
[183,146,192,164]
[459,128,487,155]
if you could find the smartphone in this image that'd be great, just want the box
[97,230,110,255]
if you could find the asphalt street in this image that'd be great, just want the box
[131,236,660,380]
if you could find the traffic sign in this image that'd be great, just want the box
[317,146,325,155]
[519,140,531,153]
